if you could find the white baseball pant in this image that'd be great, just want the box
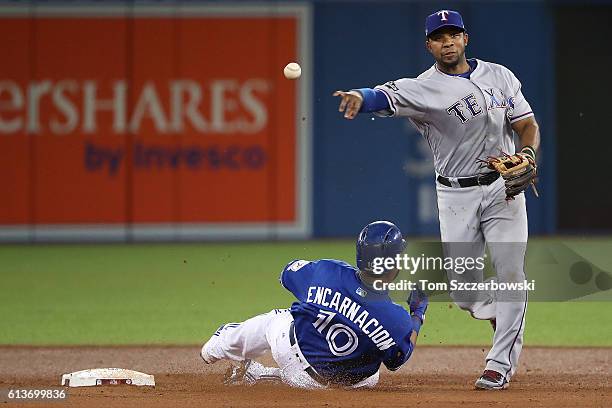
[436,175,528,381]
[202,308,379,389]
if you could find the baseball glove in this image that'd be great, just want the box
[479,151,538,200]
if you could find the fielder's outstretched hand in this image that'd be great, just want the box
[333,90,363,119]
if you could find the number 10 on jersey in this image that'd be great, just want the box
[313,310,359,357]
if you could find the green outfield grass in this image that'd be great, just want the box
[0,239,611,346]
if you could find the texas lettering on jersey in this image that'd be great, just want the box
[306,286,396,351]
[446,93,483,123]
[483,88,510,110]
[374,59,534,176]
[446,88,513,124]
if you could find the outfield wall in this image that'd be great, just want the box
[0,3,313,241]
[1,0,606,241]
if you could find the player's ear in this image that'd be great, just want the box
[463,32,469,46]
[425,39,433,54]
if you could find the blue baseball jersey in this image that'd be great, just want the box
[280,259,414,384]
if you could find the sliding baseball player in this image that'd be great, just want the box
[201,221,428,389]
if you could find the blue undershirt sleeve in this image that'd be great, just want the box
[354,88,390,113]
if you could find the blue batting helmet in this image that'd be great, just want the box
[356,221,407,276]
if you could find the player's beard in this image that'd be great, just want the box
[437,49,465,71]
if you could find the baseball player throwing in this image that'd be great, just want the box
[201,221,428,389]
[333,10,540,390]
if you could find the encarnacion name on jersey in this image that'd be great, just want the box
[306,286,396,351]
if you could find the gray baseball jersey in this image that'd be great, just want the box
[368,58,534,382]
[374,59,534,177]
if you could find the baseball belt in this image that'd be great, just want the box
[437,171,499,188]
[288,321,330,386]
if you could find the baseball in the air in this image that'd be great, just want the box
[283,62,302,79]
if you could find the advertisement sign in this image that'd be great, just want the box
[0,4,312,240]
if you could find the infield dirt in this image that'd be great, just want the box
[1,346,610,408]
